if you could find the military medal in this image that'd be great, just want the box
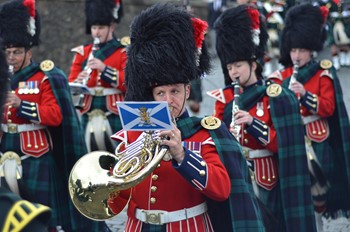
[256,102,264,117]
[28,81,34,94]
[18,82,25,94]
[33,81,39,94]
[23,82,29,94]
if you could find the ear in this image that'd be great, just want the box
[185,84,191,100]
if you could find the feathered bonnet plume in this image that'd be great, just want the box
[215,4,268,66]
[279,3,329,67]
[85,0,124,34]
[0,0,40,48]
[124,3,210,101]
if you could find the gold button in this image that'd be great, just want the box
[32,113,37,117]
[318,132,321,135]
[30,102,35,106]
[151,186,157,192]
[244,130,247,134]
[31,107,36,111]
[263,125,268,129]
[262,176,266,180]
[244,138,248,144]
[312,131,316,135]
[112,77,117,81]
[268,178,271,182]
[150,197,156,204]
[263,131,268,136]
[200,161,206,167]
[313,98,317,102]
[7,111,11,115]
[312,104,316,108]
[152,174,158,181]
[41,143,45,146]
[35,145,38,149]
[27,144,32,148]
[8,119,12,123]
[199,170,206,176]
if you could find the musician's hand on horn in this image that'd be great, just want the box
[289,81,306,97]
[234,110,253,126]
[88,57,106,72]
[159,126,185,163]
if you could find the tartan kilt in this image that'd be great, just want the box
[0,133,71,229]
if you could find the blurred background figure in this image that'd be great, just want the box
[206,0,228,58]
[68,0,127,153]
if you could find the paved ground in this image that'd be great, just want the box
[105,47,350,231]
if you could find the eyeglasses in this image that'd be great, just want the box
[5,50,25,57]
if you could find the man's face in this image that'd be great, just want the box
[152,83,190,118]
[91,24,114,44]
[5,47,31,72]
[290,48,312,68]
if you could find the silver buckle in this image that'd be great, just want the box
[7,124,18,133]
[144,211,163,225]
[94,88,104,96]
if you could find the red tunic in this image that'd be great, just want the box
[112,128,231,232]
[269,66,335,142]
[2,71,62,157]
[68,42,127,115]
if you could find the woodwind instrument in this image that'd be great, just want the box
[230,80,241,138]
[83,37,100,82]
[75,37,100,109]
[289,60,300,99]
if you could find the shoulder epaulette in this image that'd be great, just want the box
[267,70,283,81]
[206,88,226,104]
[71,45,85,56]
[320,69,333,79]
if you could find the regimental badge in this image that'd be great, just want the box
[201,116,221,130]
[120,36,131,46]
[266,83,282,97]
[320,59,332,70]
[40,60,54,72]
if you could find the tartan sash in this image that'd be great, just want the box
[82,38,123,69]
[177,113,265,231]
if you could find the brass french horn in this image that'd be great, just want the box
[68,131,169,220]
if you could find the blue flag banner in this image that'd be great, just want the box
[117,101,173,131]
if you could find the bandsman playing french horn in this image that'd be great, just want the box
[208,4,317,231]
[68,0,127,153]
[105,3,265,231]
[268,3,350,231]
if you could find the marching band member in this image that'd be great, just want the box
[208,4,317,231]
[68,0,127,153]
[268,3,350,231]
[0,0,108,231]
[109,3,265,231]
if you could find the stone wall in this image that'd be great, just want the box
[0,0,209,74]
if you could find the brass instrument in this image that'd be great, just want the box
[73,37,100,109]
[289,60,300,99]
[230,80,241,138]
[69,129,172,220]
